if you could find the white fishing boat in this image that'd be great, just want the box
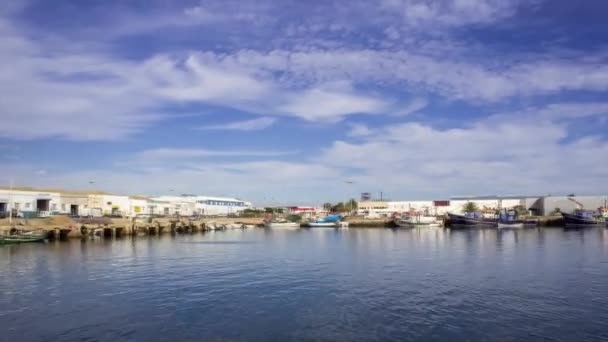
[395,215,441,228]
[264,220,300,228]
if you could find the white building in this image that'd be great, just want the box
[58,193,89,216]
[87,194,131,217]
[150,196,196,216]
[193,196,252,216]
[0,189,61,218]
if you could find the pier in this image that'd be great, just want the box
[0,216,265,240]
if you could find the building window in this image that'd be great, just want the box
[51,204,57,211]
[61,204,66,211]
[25,203,31,209]
[107,201,112,205]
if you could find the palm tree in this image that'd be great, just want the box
[346,199,358,213]
[462,201,479,213]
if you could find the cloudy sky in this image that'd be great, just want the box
[1,0,607,204]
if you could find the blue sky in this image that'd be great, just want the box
[1,0,608,205]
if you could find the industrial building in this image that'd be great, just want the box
[0,188,252,218]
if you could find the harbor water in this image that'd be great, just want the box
[2,228,608,341]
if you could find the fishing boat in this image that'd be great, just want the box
[0,231,47,244]
[395,214,441,228]
[264,220,300,228]
[305,214,342,228]
[496,211,537,229]
[562,211,607,227]
[447,212,497,228]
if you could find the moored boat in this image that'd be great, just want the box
[395,215,441,228]
[496,211,536,229]
[447,212,498,228]
[305,214,342,228]
[0,231,47,244]
[562,211,606,227]
[265,221,300,228]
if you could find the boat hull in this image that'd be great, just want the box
[306,222,338,228]
[448,213,497,228]
[395,220,441,228]
[562,213,606,227]
[265,222,300,228]
[497,222,524,229]
[0,234,47,244]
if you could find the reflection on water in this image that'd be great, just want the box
[1,228,608,341]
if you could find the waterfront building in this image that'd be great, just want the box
[58,193,89,216]
[128,196,151,217]
[87,194,131,217]
[537,196,608,215]
[193,196,251,216]
[357,200,390,217]
[0,189,61,218]
[149,196,196,216]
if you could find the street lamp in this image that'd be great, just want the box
[345,181,356,214]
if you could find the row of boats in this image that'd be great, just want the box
[447,210,607,228]
[264,215,349,228]
[393,209,608,229]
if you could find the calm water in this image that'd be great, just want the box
[2,228,608,341]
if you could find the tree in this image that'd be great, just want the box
[512,205,527,216]
[331,202,345,213]
[346,199,358,213]
[462,201,479,213]
[323,202,332,211]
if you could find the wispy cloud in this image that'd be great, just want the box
[196,117,277,131]
[347,123,372,137]
[322,102,608,197]
[135,148,292,161]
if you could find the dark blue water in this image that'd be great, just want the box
[2,228,608,341]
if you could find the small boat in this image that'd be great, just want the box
[395,214,441,228]
[264,221,300,228]
[562,211,606,227]
[0,231,47,244]
[305,214,342,228]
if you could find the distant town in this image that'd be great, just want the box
[1,186,607,220]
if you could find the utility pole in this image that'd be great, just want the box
[8,179,13,226]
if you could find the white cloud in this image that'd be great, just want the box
[320,102,608,197]
[277,85,389,121]
[4,102,608,201]
[381,0,528,27]
[135,148,291,161]
[197,117,277,131]
[347,123,372,137]
[391,98,428,116]
[202,49,608,102]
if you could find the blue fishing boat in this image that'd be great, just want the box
[562,211,606,227]
[447,212,497,228]
[305,214,342,227]
[497,211,538,228]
